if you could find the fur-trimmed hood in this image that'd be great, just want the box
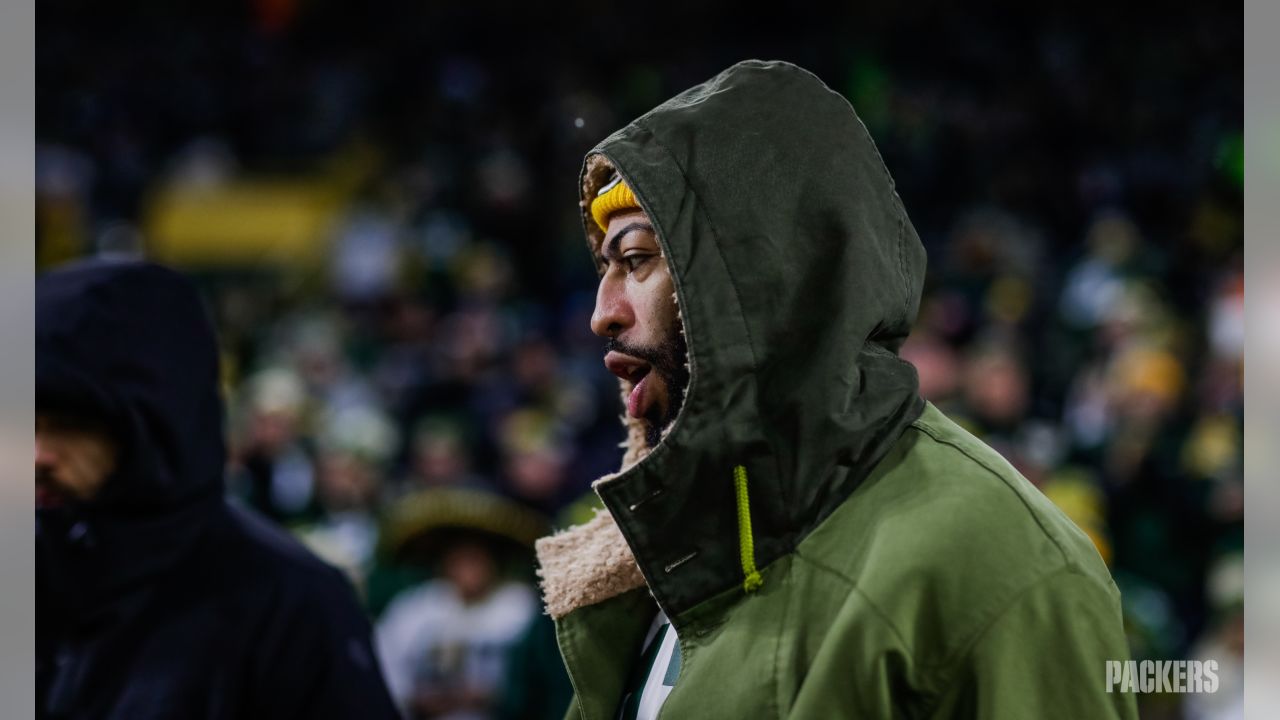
[536,60,927,621]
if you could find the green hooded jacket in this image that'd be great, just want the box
[535,60,1137,720]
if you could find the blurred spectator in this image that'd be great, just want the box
[1059,211,1145,331]
[497,408,573,514]
[493,493,600,720]
[403,415,485,490]
[960,341,1031,435]
[1185,553,1244,720]
[375,488,548,720]
[230,367,319,523]
[294,404,399,592]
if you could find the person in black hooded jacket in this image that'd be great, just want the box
[35,258,402,720]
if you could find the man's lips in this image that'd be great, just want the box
[603,351,654,419]
[35,482,67,509]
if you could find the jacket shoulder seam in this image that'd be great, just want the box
[906,418,1073,567]
[790,549,914,658]
[921,563,1094,713]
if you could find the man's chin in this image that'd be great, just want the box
[643,375,690,448]
[644,420,664,450]
[642,407,679,449]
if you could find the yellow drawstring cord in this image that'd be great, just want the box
[733,465,764,593]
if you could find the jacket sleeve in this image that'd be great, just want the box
[784,566,1138,719]
[925,566,1138,720]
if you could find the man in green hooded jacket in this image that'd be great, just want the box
[535,60,1137,720]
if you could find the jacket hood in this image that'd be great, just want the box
[37,259,226,512]
[36,259,229,617]
[537,60,926,621]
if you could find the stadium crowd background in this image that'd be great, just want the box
[37,2,1241,719]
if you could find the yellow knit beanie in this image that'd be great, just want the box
[590,175,640,231]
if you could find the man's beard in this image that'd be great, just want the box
[606,328,690,448]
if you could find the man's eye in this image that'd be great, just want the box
[623,254,650,272]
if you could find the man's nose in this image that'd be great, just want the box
[590,277,634,338]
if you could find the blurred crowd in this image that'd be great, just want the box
[37,2,1241,719]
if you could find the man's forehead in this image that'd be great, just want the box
[605,210,653,238]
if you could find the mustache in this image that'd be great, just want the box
[604,335,687,378]
[605,337,666,369]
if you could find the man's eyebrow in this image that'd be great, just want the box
[599,222,656,263]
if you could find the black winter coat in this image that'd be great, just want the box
[36,259,401,720]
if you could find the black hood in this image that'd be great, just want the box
[36,259,229,620]
[37,259,226,512]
